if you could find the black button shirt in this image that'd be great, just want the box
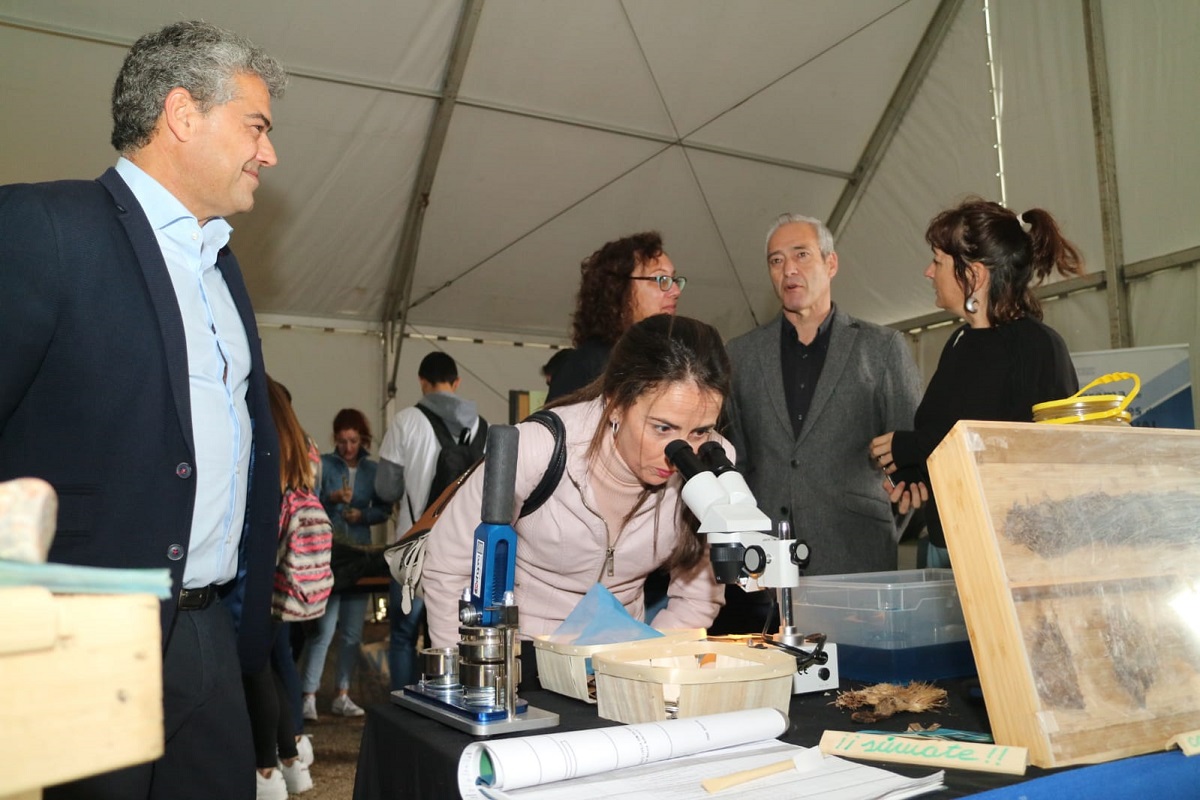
[780,308,835,438]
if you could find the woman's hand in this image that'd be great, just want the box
[870,432,896,474]
[341,507,363,524]
[333,486,354,504]
[883,476,928,514]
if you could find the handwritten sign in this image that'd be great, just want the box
[820,730,1028,775]
[1166,729,1200,756]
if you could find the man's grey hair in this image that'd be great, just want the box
[765,213,836,260]
[111,20,288,154]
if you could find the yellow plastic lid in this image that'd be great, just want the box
[1031,372,1139,425]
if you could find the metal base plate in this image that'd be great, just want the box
[391,686,559,737]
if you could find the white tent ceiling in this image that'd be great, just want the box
[2,1,1197,352]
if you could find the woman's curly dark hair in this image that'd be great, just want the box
[569,231,664,346]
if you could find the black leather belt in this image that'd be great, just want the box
[178,584,220,611]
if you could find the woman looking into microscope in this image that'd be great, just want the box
[422,314,730,649]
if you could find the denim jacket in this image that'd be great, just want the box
[318,450,390,545]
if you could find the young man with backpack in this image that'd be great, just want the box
[375,352,486,690]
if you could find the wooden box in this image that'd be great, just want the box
[591,640,795,724]
[532,629,705,703]
[0,587,163,797]
[926,420,1200,768]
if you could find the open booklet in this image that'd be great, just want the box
[458,708,944,799]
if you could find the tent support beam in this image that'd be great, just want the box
[827,0,964,240]
[1082,0,1131,349]
[381,0,485,399]
[1,13,852,183]
[452,98,855,180]
[892,272,1106,334]
[892,243,1200,336]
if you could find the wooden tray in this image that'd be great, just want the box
[591,640,794,724]
[532,629,706,703]
[927,420,1200,767]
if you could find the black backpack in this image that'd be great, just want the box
[415,404,489,515]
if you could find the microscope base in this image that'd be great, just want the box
[392,686,559,737]
[792,642,840,695]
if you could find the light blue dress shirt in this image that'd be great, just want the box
[115,158,252,589]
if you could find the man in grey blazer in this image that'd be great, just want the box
[1,22,285,800]
[723,214,922,622]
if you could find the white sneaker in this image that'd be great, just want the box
[255,768,288,800]
[279,758,314,794]
[295,733,314,767]
[331,694,365,717]
[301,694,318,722]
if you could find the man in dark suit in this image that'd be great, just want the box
[0,21,286,800]
[720,214,922,630]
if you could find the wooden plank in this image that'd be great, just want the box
[928,420,1200,768]
[928,424,1051,764]
[945,421,1200,469]
[0,593,162,794]
[0,587,58,656]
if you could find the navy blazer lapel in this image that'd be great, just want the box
[796,309,856,447]
[98,168,194,451]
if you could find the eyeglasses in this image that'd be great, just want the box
[630,275,687,292]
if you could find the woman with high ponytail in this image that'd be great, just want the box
[869,198,1084,567]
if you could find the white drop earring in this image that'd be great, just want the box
[964,295,979,314]
[610,419,619,436]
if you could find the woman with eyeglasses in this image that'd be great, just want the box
[547,231,687,402]
[424,315,728,659]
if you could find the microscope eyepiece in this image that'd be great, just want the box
[698,440,736,475]
[664,439,707,479]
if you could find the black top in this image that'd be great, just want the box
[546,337,612,401]
[891,317,1078,547]
[780,309,835,438]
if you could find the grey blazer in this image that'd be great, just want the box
[725,308,922,575]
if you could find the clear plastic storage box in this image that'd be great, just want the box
[790,568,975,682]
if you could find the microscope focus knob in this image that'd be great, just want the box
[743,545,767,578]
[790,540,811,569]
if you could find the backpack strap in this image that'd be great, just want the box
[518,409,566,518]
[473,417,489,452]
[415,404,457,450]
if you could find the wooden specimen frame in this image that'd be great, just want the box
[927,420,1200,768]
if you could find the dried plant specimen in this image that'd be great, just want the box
[1004,490,1200,557]
[1100,604,1158,708]
[834,681,948,724]
[1028,616,1085,709]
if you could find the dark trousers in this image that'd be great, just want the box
[271,621,305,736]
[46,597,255,800]
[243,624,300,770]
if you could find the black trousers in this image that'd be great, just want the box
[243,623,300,769]
[46,597,255,800]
